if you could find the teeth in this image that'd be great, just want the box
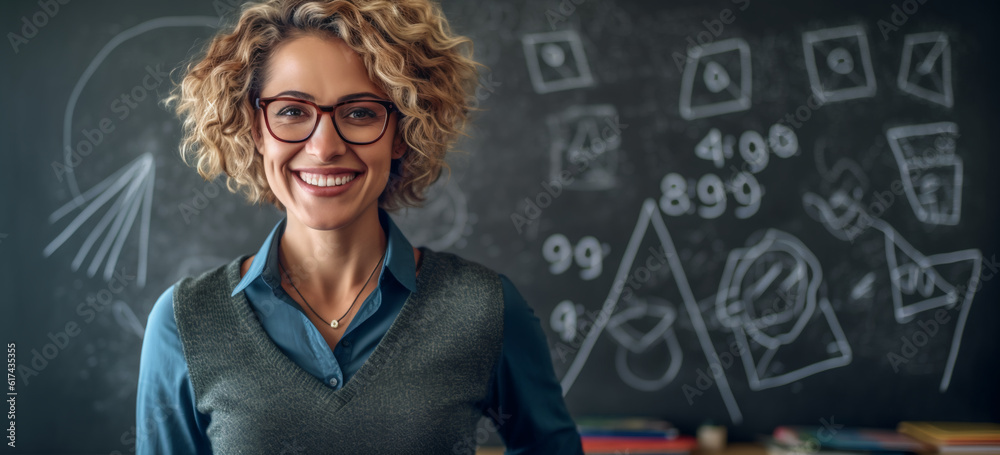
[299,171,356,188]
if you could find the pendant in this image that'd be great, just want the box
[330,320,339,329]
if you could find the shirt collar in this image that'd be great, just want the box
[230,208,417,297]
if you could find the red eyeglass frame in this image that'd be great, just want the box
[254,96,398,145]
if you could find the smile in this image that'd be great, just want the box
[297,171,358,188]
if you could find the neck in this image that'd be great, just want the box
[278,204,387,305]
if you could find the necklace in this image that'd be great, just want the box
[277,244,386,329]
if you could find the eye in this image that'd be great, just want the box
[343,107,377,120]
[277,106,307,117]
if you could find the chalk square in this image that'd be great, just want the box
[679,38,752,120]
[547,104,620,191]
[522,30,595,94]
[898,32,953,108]
[802,25,877,103]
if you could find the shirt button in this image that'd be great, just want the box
[341,340,351,348]
[329,377,338,387]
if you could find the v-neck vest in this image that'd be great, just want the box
[172,248,504,454]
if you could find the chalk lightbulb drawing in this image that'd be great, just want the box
[43,16,220,288]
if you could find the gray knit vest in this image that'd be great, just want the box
[172,248,504,454]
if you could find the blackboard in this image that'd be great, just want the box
[3,0,999,452]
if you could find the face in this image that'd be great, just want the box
[253,33,405,230]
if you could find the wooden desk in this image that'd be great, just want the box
[476,443,767,454]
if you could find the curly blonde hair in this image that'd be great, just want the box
[165,0,481,211]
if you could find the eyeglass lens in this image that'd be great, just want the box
[265,99,389,143]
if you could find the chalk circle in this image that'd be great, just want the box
[391,179,468,251]
[540,43,566,68]
[716,231,822,350]
[826,47,854,75]
[703,61,731,93]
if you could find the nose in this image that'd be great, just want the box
[305,112,348,161]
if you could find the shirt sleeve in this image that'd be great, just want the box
[136,284,213,454]
[485,274,584,455]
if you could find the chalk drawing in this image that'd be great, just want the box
[57,16,220,287]
[802,25,877,103]
[113,300,145,339]
[887,122,963,225]
[898,32,953,108]
[391,179,470,251]
[522,30,595,94]
[548,104,621,191]
[803,193,982,391]
[606,298,684,391]
[679,38,752,120]
[716,229,852,390]
[560,199,743,424]
[44,154,154,287]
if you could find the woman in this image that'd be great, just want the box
[135,0,583,453]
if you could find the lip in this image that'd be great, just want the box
[292,169,362,197]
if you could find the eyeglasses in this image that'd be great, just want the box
[255,96,397,144]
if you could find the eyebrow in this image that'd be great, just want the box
[269,90,386,103]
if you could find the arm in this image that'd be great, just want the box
[484,274,584,455]
[136,284,213,454]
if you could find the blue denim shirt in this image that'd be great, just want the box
[136,208,582,454]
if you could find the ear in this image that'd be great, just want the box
[390,124,407,160]
[251,112,264,154]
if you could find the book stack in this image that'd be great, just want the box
[898,422,1000,453]
[576,417,697,454]
[768,426,931,454]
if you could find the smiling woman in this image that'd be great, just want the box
[135,0,583,454]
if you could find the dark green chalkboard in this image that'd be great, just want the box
[2,0,998,452]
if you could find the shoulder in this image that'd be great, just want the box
[175,256,244,300]
[497,273,542,328]
[420,249,504,294]
[171,255,247,319]
[139,284,184,371]
[422,249,495,276]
